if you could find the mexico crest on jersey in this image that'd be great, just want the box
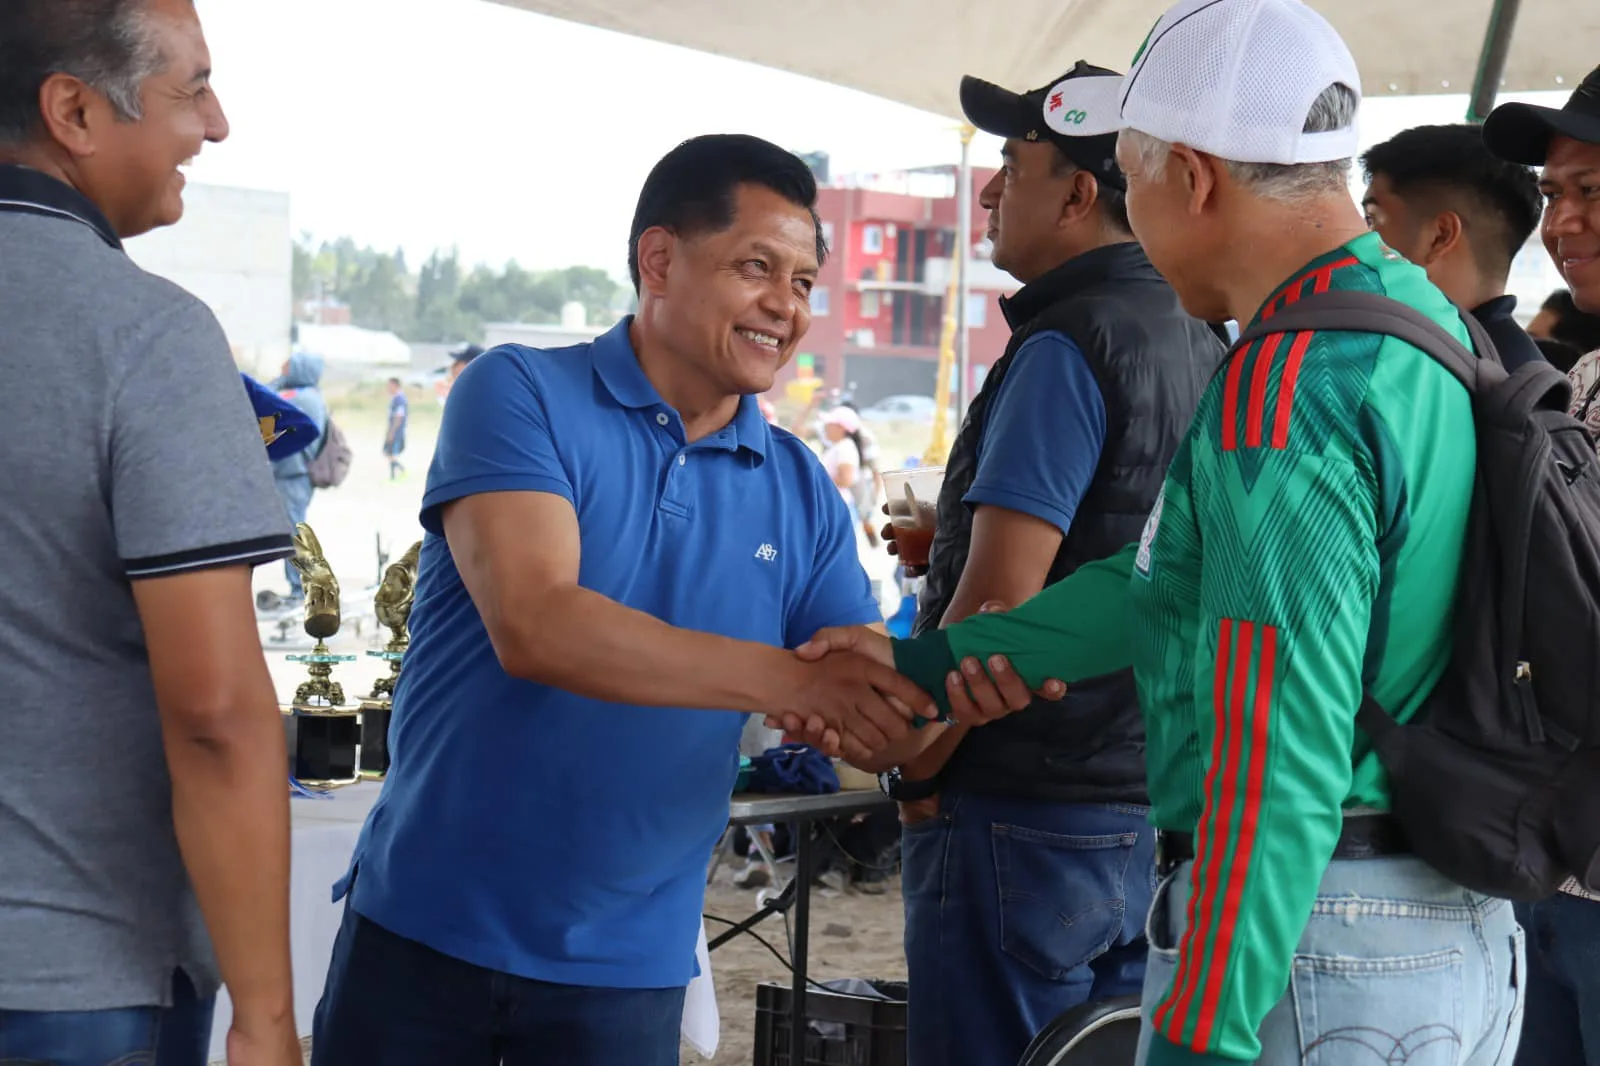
[1135,486,1166,578]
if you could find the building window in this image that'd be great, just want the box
[812,286,830,316]
[821,221,835,250]
[966,294,988,329]
[860,291,881,319]
[862,224,884,255]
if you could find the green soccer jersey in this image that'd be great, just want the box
[892,232,1476,1065]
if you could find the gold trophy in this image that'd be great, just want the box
[368,540,421,700]
[282,523,360,788]
[286,524,356,707]
[359,540,421,779]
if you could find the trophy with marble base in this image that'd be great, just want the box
[281,524,362,788]
[358,541,421,780]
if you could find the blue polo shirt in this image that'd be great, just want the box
[338,319,880,988]
[964,330,1107,534]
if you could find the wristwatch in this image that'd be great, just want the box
[877,767,942,802]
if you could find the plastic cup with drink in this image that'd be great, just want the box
[882,466,943,569]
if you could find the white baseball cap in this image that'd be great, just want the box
[1120,0,1362,166]
[823,407,861,434]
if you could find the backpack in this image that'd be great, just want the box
[1234,290,1600,901]
[305,416,353,489]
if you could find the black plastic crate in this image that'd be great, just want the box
[753,980,907,1066]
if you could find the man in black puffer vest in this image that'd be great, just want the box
[871,63,1225,1066]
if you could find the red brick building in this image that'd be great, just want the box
[779,164,1020,405]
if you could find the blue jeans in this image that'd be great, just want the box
[274,475,313,598]
[312,904,686,1066]
[1514,893,1600,1065]
[901,791,1156,1066]
[0,970,214,1066]
[1136,856,1524,1065]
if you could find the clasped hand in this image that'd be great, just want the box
[767,608,1065,761]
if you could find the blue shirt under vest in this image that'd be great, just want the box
[338,318,880,988]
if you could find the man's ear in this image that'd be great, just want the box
[37,73,101,159]
[1420,210,1465,267]
[634,226,677,299]
[1170,144,1218,217]
[1059,168,1101,227]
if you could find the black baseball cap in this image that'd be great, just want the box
[1483,64,1600,166]
[451,343,485,365]
[959,61,1127,191]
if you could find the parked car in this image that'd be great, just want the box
[860,394,955,424]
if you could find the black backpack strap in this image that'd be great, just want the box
[1356,694,1398,741]
[1581,374,1600,422]
[1235,290,1485,391]
[1237,292,1495,744]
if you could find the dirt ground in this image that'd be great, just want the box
[255,380,919,1064]
[688,870,908,1065]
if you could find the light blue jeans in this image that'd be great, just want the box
[1137,856,1524,1065]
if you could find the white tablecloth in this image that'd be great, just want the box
[206,783,380,1061]
[206,783,719,1060]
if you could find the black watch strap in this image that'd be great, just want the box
[878,768,942,802]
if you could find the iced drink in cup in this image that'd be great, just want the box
[882,466,944,569]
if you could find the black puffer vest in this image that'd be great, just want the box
[915,242,1224,804]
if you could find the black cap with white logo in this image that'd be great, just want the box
[959,61,1127,191]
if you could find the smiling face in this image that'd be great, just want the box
[71,0,229,237]
[643,182,819,397]
[1540,135,1600,312]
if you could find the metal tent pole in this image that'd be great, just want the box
[955,125,975,418]
[1466,0,1524,123]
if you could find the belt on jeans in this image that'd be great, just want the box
[1156,813,1410,878]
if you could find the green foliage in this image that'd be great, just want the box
[292,235,624,344]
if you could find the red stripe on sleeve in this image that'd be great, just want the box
[1192,625,1279,1050]
[1244,331,1284,449]
[1269,331,1315,450]
[1154,617,1237,1036]
[1220,343,1251,452]
[1261,254,1358,318]
[1314,256,1359,293]
[1159,619,1254,1047]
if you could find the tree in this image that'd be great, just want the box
[289,234,626,343]
[414,249,476,343]
[345,250,413,335]
[559,266,621,324]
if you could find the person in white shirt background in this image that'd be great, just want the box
[821,406,866,507]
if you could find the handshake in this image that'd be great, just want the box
[763,606,1066,766]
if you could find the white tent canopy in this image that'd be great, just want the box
[488,0,1595,119]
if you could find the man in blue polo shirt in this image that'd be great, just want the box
[311,135,934,1065]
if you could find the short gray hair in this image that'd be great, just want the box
[0,0,169,145]
[1121,83,1358,203]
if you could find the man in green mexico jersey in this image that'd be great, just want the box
[785,1,1527,1063]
